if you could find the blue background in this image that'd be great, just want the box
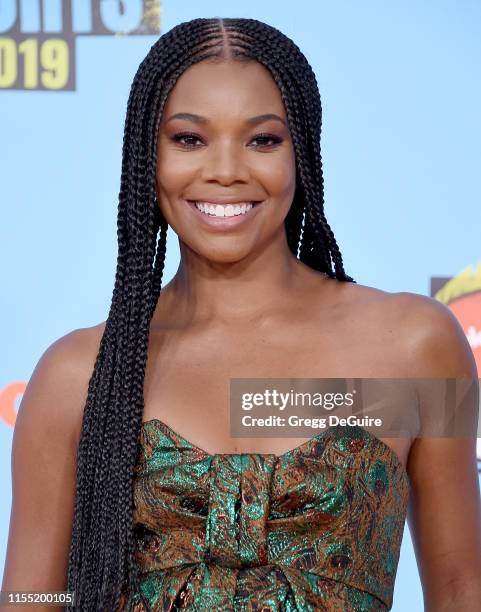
[2,1,480,609]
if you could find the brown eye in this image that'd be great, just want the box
[172,132,203,147]
[251,133,283,147]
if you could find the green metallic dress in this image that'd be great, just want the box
[118,421,410,611]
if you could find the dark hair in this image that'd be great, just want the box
[66,16,355,611]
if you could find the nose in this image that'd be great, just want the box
[200,140,250,185]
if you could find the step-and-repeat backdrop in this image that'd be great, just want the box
[1,2,480,610]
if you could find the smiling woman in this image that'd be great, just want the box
[155,59,298,257]
[2,15,480,612]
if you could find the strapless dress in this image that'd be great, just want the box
[117,421,410,611]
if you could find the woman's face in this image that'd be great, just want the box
[155,59,297,263]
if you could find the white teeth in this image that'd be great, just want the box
[194,202,254,217]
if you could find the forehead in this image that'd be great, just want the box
[162,60,287,119]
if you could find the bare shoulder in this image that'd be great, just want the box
[389,290,477,378]
[15,321,107,450]
[332,280,476,377]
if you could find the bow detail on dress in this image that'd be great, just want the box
[119,422,409,611]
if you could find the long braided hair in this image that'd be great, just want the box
[66,16,355,611]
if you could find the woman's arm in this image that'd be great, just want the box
[1,328,99,611]
[403,295,481,610]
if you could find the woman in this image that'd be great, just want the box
[2,17,480,612]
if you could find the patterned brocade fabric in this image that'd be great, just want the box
[117,422,410,611]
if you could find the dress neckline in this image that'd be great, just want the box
[140,418,410,484]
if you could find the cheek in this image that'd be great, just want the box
[155,153,193,199]
[155,130,204,200]
[261,155,296,202]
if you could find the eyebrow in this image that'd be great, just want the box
[164,112,287,127]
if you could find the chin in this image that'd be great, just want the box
[204,251,249,264]
[196,244,253,264]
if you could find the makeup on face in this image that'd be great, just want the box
[155,61,296,247]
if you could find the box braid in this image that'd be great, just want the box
[66,16,355,611]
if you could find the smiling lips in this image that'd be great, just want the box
[186,198,263,222]
[194,202,255,217]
